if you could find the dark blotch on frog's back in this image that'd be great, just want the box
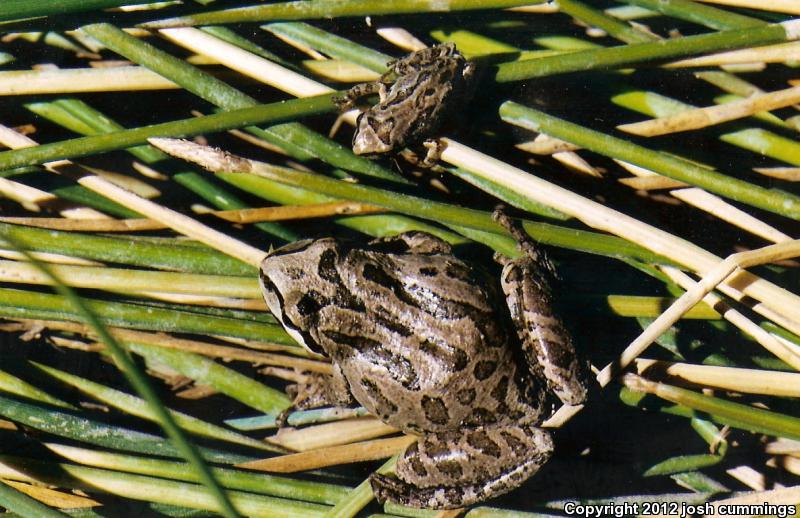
[456,387,476,405]
[421,395,450,425]
[473,360,497,380]
[466,430,502,458]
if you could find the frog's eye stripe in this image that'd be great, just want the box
[260,274,325,355]
[353,112,366,146]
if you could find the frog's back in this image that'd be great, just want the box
[318,248,543,433]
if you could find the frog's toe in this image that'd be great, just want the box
[371,459,545,510]
[370,473,468,510]
[280,368,355,417]
[421,138,445,167]
[372,425,553,509]
[274,406,295,428]
[369,473,408,504]
[332,94,352,111]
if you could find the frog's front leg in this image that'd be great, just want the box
[493,209,588,406]
[421,138,446,167]
[334,81,389,111]
[396,139,446,169]
[370,424,553,509]
[275,363,355,426]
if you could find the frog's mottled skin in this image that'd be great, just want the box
[334,43,475,161]
[260,225,587,509]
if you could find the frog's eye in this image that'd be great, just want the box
[265,238,315,259]
[317,249,341,284]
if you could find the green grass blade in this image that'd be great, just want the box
[0,455,330,517]
[557,0,657,44]
[0,260,261,298]
[1,235,243,517]
[0,0,137,22]
[621,382,800,441]
[495,21,797,82]
[200,25,298,71]
[140,0,544,28]
[212,168,666,263]
[126,341,292,414]
[0,480,69,518]
[325,455,398,518]
[27,98,297,242]
[0,287,291,342]
[670,472,728,493]
[0,368,74,409]
[225,407,370,430]
[82,22,406,184]
[611,90,800,167]
[447,166,569,220]
[0,222,254,274]
[0,395,249,463]
[33,362,276,452]
[619,0,765,30]
[643,454,722,476]
[264,22,393,73]
[499,101,800,220]
[0,94,337,171]
[45,443,350,505]
[691,418,728,455]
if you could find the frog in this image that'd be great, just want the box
[333,42,476,166]
[259,210,588,509]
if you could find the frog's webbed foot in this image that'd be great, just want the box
[370,424,552,509]
[275,365,355,427]
[492,207,589,406]
[334,82,388,111]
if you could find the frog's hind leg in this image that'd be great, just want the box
[492,207,556,275]
[370,424,552,509]
[333,81,389,111]
[492,208,589,406]
[390,42,457,75]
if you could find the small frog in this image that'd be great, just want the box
[259,211,588,509]
[334,42,475,165]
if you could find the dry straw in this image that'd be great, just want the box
[162,28,800,338]
[2,6,800,515]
